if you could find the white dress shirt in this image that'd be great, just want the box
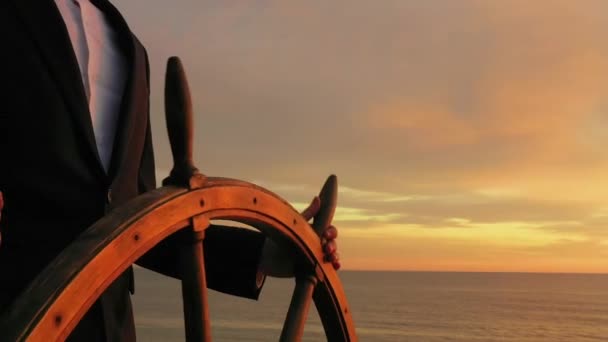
[55,0,127,172]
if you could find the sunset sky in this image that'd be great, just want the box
[114,0,608,273]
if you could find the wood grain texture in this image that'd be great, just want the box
[0,178,357,341]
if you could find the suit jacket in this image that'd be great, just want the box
[0,1,265,340]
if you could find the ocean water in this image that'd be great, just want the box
[132,269,608,341]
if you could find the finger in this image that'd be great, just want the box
[324,252,339,263]
[323,225,338,240]
[300,196,321,221]
[323,239,337,255]
[332,260,341,270]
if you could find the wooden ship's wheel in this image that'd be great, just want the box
[0,57,357,341]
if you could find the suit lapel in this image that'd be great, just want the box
[108,39,148,180]
[11,0,148,182]
[9,0,106,178]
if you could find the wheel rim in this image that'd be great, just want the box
[0,177,356,341]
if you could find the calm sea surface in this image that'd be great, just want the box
[132,269,608,341]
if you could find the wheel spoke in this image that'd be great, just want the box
[180,216,212,342]
[280,274,318,342]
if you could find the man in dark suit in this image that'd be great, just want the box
[0,0,339,340]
